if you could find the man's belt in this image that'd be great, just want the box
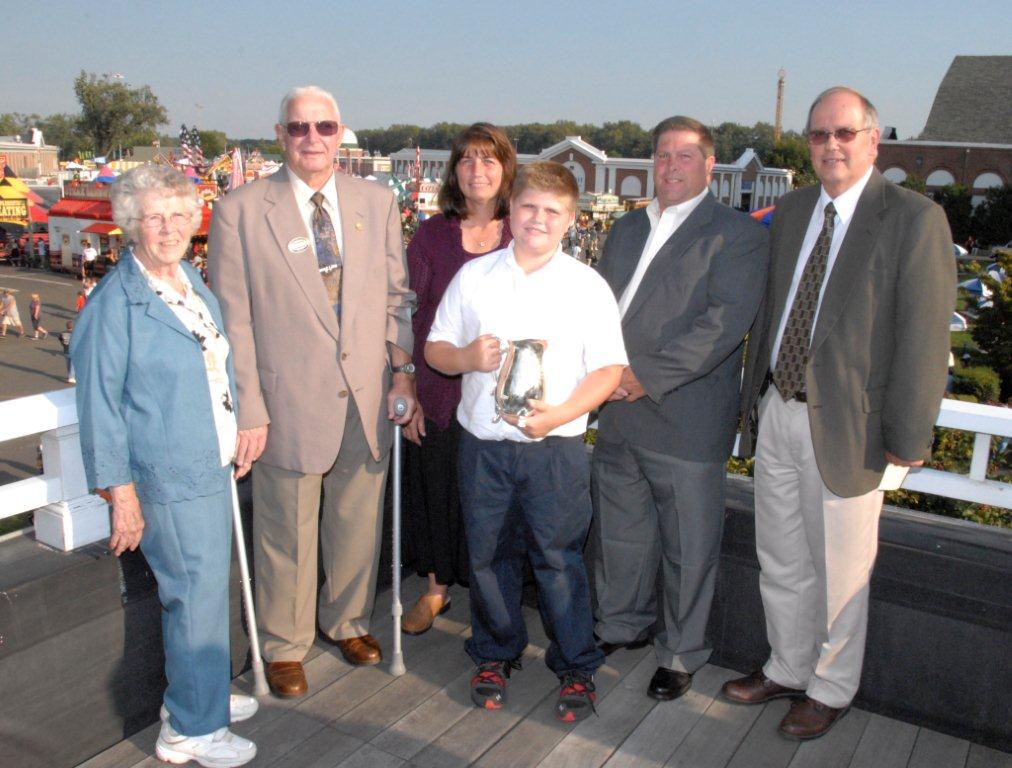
[764,372,807,403]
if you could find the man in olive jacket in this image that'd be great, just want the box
[722,87,955,740]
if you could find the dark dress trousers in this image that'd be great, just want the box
[592,193,769,672]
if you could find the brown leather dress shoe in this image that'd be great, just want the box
[779,696,848,740]
[402,594,451,635]
[337,634,382,666]
[720,670,805,704]
[266,661,308,698]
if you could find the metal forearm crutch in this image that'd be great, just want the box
[390,397,409,677]
[230,476,270,696]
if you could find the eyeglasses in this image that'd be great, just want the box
[135,213,190,230]
[283,121,341,137]
[805,127,873,145]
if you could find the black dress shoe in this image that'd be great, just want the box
[594,633,651,657]
[647,667,692,701]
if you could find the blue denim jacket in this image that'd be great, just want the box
[71,251,238,503]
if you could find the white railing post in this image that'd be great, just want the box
[968,432,992,482]
[33,423,110,551]
[0,389,111,552]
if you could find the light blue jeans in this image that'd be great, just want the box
[140,473,232,736]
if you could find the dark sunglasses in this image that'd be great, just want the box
[283,120,341,137]
[805,127,872,145]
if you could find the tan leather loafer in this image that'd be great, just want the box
[779,696,848,740]
[266,661,308,698]
[402,594,452,636]
[337,634,382,666]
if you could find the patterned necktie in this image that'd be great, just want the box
[772,201,837,400]
[310,191,342,320]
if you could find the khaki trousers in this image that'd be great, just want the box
[754,389,883,708]
[252,398,390,662]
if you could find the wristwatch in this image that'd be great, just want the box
[392,362,416,375]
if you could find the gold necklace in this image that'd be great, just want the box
[470,220,501,250]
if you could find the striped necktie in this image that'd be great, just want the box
[772,201,837,400]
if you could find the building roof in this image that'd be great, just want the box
[539,136,608,162]
[922,56,1012,143]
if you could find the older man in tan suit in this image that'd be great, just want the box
[208,85,416,698]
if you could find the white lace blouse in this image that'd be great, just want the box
[136,258,237,467]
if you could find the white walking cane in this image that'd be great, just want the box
[230,477,270,696]
[390,397,409,677]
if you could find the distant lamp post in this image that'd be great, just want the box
[110,73,126,161]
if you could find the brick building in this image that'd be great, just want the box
[876,56,1011,204]
[391,137,793,212]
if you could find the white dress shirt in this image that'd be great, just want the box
[617,188,709,317]
[290,171,344,256]
[770,166,874,368]
[428,243,628,442]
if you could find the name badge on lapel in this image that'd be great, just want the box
[288,236,311,253]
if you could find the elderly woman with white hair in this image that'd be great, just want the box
[71,165,258,768]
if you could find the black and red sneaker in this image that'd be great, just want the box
[556,672,597,722]
[470,659,520,710]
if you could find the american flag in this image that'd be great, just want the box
[229,147,245,191]
[179,124,206,171]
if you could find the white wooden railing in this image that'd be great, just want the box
[1,389,1009,550]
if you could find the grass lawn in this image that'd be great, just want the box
[951,330,979,352]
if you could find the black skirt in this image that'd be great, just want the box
[403,418,469,586]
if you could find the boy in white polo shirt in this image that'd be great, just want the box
[425,162,627,722]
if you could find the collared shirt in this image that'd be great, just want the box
[428,242,628,442]
[135,255,237,466]
[617,188,709,316]
[290,171,345,256]
[770,166,875,367]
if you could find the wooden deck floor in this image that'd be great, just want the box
[79,578,1010,768]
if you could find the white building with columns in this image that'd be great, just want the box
[390,136,793,211]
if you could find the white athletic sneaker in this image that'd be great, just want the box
[160,694,259,725]
[155,722,256,767]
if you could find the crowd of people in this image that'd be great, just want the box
[68,83,955,768]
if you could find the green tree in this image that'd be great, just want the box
[932,184,973,244]
[197,129,227,159]
[767,134,817,188]
[970,250,1012,400]
[417,122,467,151]
[900,175,927,195]
[589,121,651,158]
[73,71,168,157]
[971,184,1012,247]
[711,121,775,164]
[357,124,421,155]
[0,112,40,136]
[36,113,88,160]
[507,121,594,155]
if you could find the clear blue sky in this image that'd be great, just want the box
[5,0,1010,142]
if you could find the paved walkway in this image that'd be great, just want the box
[78,578,1010,768]
[0,264,80,485]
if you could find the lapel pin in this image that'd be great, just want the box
[288,236,310,253]
[355,221,364,231]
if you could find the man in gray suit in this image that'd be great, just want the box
[592,116,768,701]
[209,86,416,698]
[721,87,955,739]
